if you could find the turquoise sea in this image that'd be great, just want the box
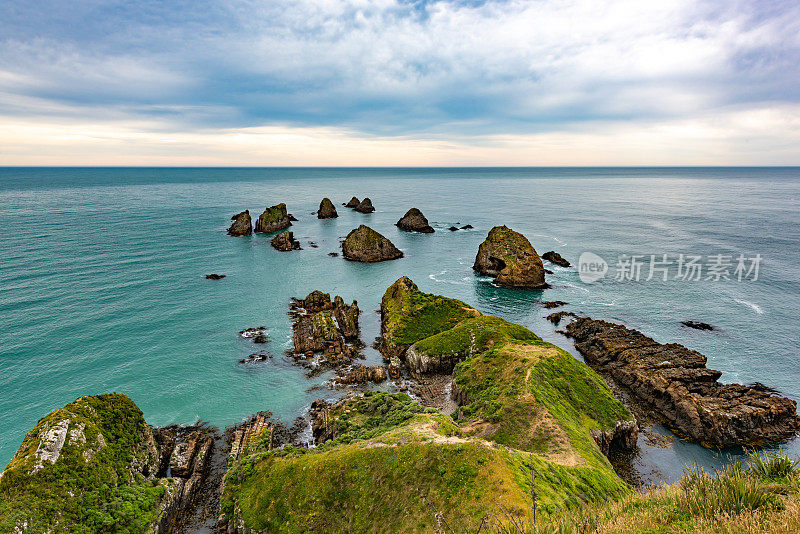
[1,167,799,482]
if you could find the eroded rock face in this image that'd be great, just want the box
[318,198,338,219]
[227,210,252,236]
[542,251,571,267]
[354,197,375,213]
[290,290,361,367]
[254,203,291,233]
[473,226,547,289]
[565,317,800,448]
[591,421,639,456]
[335,365,388,385]
[341,225,403,262]
[344,196,360,208]
[396,208,434,233]
[271,230,301,251]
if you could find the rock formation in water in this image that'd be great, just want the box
[542,251,571,267]
[354,197,375,213]
[682,320,715,331]
[227,210,252,236]
[565,317,800,447]
[542,300,567,309]
[335,365,388,385]
[270,230,301,251]
[344,196,360,208]
[546,311,578,324]
[317,198,338,219]
[254,203,291,233]
[396,208,434,233]
[473,226,547,289]
[290,290,361,367]
[341,225,403,262]
[205,273,226,280]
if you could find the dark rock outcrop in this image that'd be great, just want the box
[344,196,360,208]
[473,226,547,289]
[341,225,403,262]
[546,311,578,324]
[317,198,338,219]
[254,203,291,233]
[542,251,571,267]
[542,300,567,309]
[205,274,226,280]
[335,365,388,385]
[448,226,459,231]
[227,210,252,236]
[460,224,473,230]
[396,208,434,233]
[565,317,800,448]
[270,230,301,251]
[290,291,361,367]
[354,197,375,213]
[682,320,715,331]
[591,420,639,455]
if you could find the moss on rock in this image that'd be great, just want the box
[254,203,291,233]
[473,225,547,289]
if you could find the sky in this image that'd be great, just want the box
[1,0,799,166]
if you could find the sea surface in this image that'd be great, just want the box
[1,167,799,482]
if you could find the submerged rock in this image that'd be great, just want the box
[542,300,568,309]
[396,208,434,233]
[254,203,291,233]
[205,274,226,280]
[341,225,403,262]
[565,317,800,448]
[227,210,252,236]
[270,230,301,251]
[317,198,338,219]
[542,251,571,267]
[473,226,547,289]
[354,197,375,213]
[546,311,578,324]
[681,320,715,331]
[344,196,360,208]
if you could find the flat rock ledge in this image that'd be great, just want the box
[473,225,547,289]
[565,317,800,448]
[396,208,434,233]
[254,203,291,233]
[341,225,403,262]
[344,196,360,208]
[290,290,361,368]
[227,210,252,236]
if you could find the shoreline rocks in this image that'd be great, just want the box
[317,198,338,219]
[396,208,434,233]
[565,317,800,448]
[542,251,571,267]
[354,197,375,213]
[270,230,301,251]
[473,225,548,289]
[254,203,291,233]
[341,225,403,262]
[542,300,567,309]
[227,210,252,236]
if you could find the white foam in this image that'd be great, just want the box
[734,299,764,315]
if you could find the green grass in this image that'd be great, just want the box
[412,316,540,357]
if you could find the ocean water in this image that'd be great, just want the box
[1,167,799,482]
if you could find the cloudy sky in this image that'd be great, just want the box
[1,0,799,165]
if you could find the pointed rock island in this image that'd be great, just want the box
[341,225,403,262]
[396,207,434,233]
[227,210,252,236]
[354,197,375,213]
[254,203,291,233]
[317,197,338,219]
[473,225,547,289]
[271,230,301,251]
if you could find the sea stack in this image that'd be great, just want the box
[473,226,547,289]
[344,196,360,208]
[317,198,338,219]
[396,208,434,233]
[354,198,375,213]
[341,225,403,262]
[227,210,252,236]
[254,203,291,233]
[271,230,301,251]
[542,251,571,267]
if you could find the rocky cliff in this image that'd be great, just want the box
[396,208,434,233]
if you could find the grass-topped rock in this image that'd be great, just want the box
[341,225,403,262]
[473,225,547,289]
[254,203,291,233]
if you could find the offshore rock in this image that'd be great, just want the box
[227,210,252,236]
[542,300,567,309]
[542,251,571,267]
[291,291,361,367]
[473,225,547,289]
[396,208,434,233]
[344,196,360,208]
[270,230,301,251]
[341,225,403,262]
[254,203,291,233]
[354,197,375,213]
[317,197,338,219]
[565,317,800,448]
[682,320,715,331]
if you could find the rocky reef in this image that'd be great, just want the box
[565,317,800,447]
[341,225,403,262]
[254,203,291,233]
[227,210,252,236]
[270,230,301,251]
[396,207,434,233]
[290,290,361,367]
[542,250,571,267]
[317,197,338,219]
[473,225,547,289]
[354,197,375,213]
